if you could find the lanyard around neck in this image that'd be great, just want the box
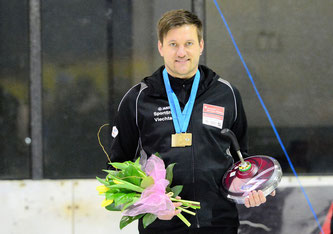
[162,68,200,133]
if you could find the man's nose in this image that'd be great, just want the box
[176,46,186,57]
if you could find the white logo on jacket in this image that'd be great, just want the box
[111,126,119,138]
[154,106,172,122]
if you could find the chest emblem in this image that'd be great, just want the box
[202,104,225,129]
[153,106,172,122]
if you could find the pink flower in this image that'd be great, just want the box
[144,154,166,181]
[123,155,174,217]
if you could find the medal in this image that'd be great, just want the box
[171,133,192,147]
[162,68,200,147]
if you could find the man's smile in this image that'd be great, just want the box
[175,58,190,63]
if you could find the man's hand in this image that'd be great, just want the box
[244,190,276,208]
[157,196,182,220]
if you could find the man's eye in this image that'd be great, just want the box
[170,43,177,47]
[186,42,193,46]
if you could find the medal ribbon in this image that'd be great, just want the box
[162,68,200,133]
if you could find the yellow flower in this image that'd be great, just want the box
[113,180,123,184]
[96,185,110,194]
[101,199,113,207]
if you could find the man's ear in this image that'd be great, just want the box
[158,40,164,57]
[200,39,204,55]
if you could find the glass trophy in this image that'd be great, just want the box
[221,129,283,204]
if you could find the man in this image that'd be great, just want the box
[109,9,274,234]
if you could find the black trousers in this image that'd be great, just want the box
[140,227,238,234]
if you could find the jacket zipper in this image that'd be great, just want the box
[191,125,200,228]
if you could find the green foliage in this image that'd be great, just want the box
[166,163,176,185]
[171,185,183,197]
[107,174,144,193]
[124,164,142,186]
[105,191,115,200]
[120,214,144,229]
[113,193,138,207]
[140,176,154,189]
[110,162,131,170]
[153,152,161,158]
[96,176,109,186]
[121,197,140,211]
[134,157,140,166]
[165,163,183,198]
[142,213,157,228]
[105,203,121,211]
[97,155,200,229]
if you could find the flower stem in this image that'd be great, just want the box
[177,213,191,227]
[182,204,200,209]
[107,175,144,193]
[170,198,200,205]
[176,206,196,216]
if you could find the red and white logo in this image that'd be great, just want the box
[202,104,224,129]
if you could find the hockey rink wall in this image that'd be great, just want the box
[1,176,332,234]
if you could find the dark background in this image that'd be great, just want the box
[0,0,332,179]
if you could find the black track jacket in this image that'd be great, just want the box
[109,65,248,232]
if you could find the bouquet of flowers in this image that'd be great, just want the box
[96,153,200,229]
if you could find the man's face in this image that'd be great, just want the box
[158,24,204,79]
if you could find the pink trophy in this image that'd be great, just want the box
[221,129,282,204]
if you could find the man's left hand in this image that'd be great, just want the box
[244,190,276,208]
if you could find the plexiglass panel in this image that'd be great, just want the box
[41,0,191,178]
[206,0,333,174]
[0,0,30,179]
[42,0,110,178]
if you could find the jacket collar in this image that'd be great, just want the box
[143,65,217,98]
